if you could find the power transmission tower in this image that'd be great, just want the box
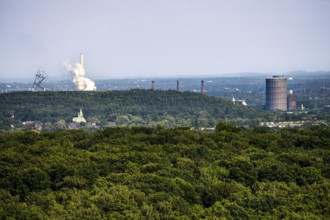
[32,67,48,91]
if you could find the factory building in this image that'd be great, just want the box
[266,76,287,111]
[287,95,297,112]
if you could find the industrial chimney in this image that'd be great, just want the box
[201,80,205,95]
[152,81,155,94]
[177,80,180,92]
[80,53,84,68]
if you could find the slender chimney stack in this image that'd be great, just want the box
[201,80,204,95]
[177,80,179,92]
[152,81,155,94]
[80,53,84,68]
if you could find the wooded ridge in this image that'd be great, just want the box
[0,90,291,129]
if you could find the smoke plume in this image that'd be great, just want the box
[65,62,96,91]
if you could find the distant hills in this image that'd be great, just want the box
[1,71,329,83]
[0,90,274,130]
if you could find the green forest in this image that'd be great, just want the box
[0,90,303,130]
[1,124,329,219]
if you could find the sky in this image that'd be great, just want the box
[0,0,330,80]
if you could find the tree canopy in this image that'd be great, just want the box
[0,125,329,219]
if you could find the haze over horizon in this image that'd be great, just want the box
[0,0,330,80]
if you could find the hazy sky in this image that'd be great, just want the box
[0,0,330,80]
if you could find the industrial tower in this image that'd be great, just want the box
[266,76,287,111]
[32,67,48,91]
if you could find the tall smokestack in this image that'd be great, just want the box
[201,80,204,95]
[152,81,155,95]
[64,53,96,91]
[80,53,84,68]
[177,80,179,92]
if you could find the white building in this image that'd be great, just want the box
[72,109,86,123]
[232,97,247,106]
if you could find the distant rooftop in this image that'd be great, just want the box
[272,75,285,78]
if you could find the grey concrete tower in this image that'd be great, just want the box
[80,53,84,68]
[266,76,287,111]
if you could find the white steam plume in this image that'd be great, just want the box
[64,61,96,91]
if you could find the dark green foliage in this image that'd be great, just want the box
[0,90,274,129]
[215,122,242,133]
[0,125,329,219]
